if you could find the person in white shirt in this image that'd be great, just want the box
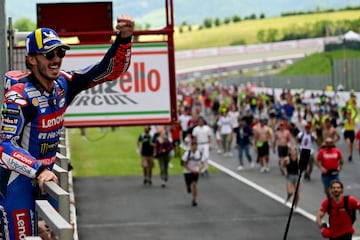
[182,141,205,207]
[192,116,212,176]
[178,108,192,141]
[296,123,317,181]
[217,108,233,157]
[228,105,240,148]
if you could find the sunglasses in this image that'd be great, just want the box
[40,47,67,60]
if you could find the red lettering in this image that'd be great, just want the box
[118,62,161,93]
[147,70,161,92]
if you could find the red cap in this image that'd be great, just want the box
[305,123,311,128]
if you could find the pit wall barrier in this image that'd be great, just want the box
[25,128,78,240]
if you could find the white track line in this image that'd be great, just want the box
[209,160,360,239]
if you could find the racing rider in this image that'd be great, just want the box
[0,15,134,240]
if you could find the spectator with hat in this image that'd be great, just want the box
[296,122,317,181]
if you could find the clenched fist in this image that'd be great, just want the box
[116,15,135,38]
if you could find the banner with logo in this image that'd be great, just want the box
[62,42,173,127]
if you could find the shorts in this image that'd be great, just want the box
[278,146,289,158]
[184,172,199,186]
[287,174,298,184]
[344,130,355,143]
[141,156,154,168]
[321,173,339,192]
[257,142,269,157]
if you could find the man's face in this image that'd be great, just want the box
[28,47,65,81]
[330,183,343,197]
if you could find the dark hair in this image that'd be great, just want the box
[329,179,343,189]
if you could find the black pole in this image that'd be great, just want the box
[283,169,303,240]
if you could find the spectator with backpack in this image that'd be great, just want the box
[182,141,205,207]
[316,180,360,240]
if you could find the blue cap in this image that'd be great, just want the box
[25,28,70,55]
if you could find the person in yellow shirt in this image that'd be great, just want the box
[343,109,357,162]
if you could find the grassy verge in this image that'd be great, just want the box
[277,49,360,75]
[68,127,217,177]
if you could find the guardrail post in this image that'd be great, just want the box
[53,164,69,192]
[44,182,70,223]
[56,152,69,171]
[35,200,73,240]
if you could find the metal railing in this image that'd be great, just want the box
[25,128,75,240]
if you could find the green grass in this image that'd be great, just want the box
[68,127,217,177]
[169,10,360,50]
[278,49,360,75]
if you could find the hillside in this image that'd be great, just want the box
[5,0,360,28]
[138,10,360,50]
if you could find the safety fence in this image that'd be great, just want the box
[24,128,77,240]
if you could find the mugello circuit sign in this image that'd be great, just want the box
[62,42,173,127]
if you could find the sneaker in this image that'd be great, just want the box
[161,183,166,188]
[228,152,233,157]
[349,156,352,162]
[265,167,270,172]
[237,166,244,171]
[250,162,255,168]
[192,200,198,207]
[217,149,222,154]
[143,179,148,185]
[260,167,266,173]
[223,152,228,157]
[148,180,152,185]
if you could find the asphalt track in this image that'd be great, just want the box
[73,47,360,239]
[73,134,360,240]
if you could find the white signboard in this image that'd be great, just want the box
[62,42,172,127]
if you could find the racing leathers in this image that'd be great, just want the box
[0,33,132,240]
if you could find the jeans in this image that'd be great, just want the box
[237,143,252,166]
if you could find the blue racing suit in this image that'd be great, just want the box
[0,33,132,240]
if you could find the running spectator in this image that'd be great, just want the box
[137,126,156,185]
[316,180,360,240]
[322,118,341,145]
[253,118,272,172]
[316,138,343,196]
[234,116,254,170]
[342,109,356,162]
[282,146,300,208]
[182,141,205,207]
[273,121,292,175]
[178,107,192,142]
[217,108,233,157]
[296,123,317,181]
[192,116,212,176]
[154,130,173,187]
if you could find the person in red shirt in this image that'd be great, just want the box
[355,128,360,158]
[316,137,344,196]
[316,180,360,240]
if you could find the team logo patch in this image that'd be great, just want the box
[32,98,39,106]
